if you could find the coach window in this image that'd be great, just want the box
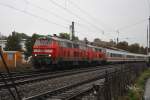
[79,45,84,50]
[107,53,110,56]
[61,41,67,47]
[73,43,79,48]
[60,41,64,47]
[98,49,101,52]
[110,53,112,57]
[67,42,72,48]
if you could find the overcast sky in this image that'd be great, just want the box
[0,0,149,47]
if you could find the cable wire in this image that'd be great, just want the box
[68,0,112,31]
[118,18,147,31]
[17,0,103,35]
[48,0,104,33]
[22,0,105,34]
[0,2,68,29]
[23,0,72,24]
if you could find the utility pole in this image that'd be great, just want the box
[149,16,150,55]
[147,25,149,55]
[70,21,75,41]
[116,30,119,44]
[0,32,3,51]
[71,21,75,41]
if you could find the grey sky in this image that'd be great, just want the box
[0,0,149,47]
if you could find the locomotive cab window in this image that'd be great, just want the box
[34,39,52,46]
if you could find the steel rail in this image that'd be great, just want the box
[23,67,131,100]
[0,65,116,89]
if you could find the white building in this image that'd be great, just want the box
[0,39,26,51]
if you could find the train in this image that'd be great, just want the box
[31,35,149,69]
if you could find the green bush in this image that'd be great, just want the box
[128,68,150,100]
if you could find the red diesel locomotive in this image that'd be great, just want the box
[32,36,106,69]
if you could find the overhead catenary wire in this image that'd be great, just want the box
[146,0,150,16]
[0,2,68,30]
[22,0,72,24]
[118,18,147,31]
[68,0,113,31]
[0,1,104,38]
[20,0,104,35]
[23,0,104,34]
[48,0,104,33]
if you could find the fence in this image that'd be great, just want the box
[73,62,148,100]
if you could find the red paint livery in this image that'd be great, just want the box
[32,36,105,69]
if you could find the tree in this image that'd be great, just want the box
[59,32,79,41]
[5,31,22,51]
[139,46,146,54]
[16,32,30,39]
[59,33,70,40]
[24,33,41,59]
[128,43,140,53]
[0,34,7,39]
[74,36,79,41]
[94,38,101,43]
[116,41,128,50]
[83,37,89,44]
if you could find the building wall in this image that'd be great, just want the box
[0,39,26,51]
[0,51,23,69]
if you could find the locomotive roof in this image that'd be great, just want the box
[87,44,104,49]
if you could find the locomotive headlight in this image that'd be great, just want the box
[35,54,37,56]
[48,54,51,57]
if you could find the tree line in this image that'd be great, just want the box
[3,31,148,60]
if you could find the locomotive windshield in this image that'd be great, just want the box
[34,39,51,46]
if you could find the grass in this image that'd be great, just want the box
[127,68,150,100]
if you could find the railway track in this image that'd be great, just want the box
[0,62,145,100]
[0,62,141,100]
[23,74,106,100]
[22,67,116,100]
[23,65,132,100]
[0,65,117,89]
[0,63,117,82]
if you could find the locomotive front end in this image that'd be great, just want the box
[32,37,54,69]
